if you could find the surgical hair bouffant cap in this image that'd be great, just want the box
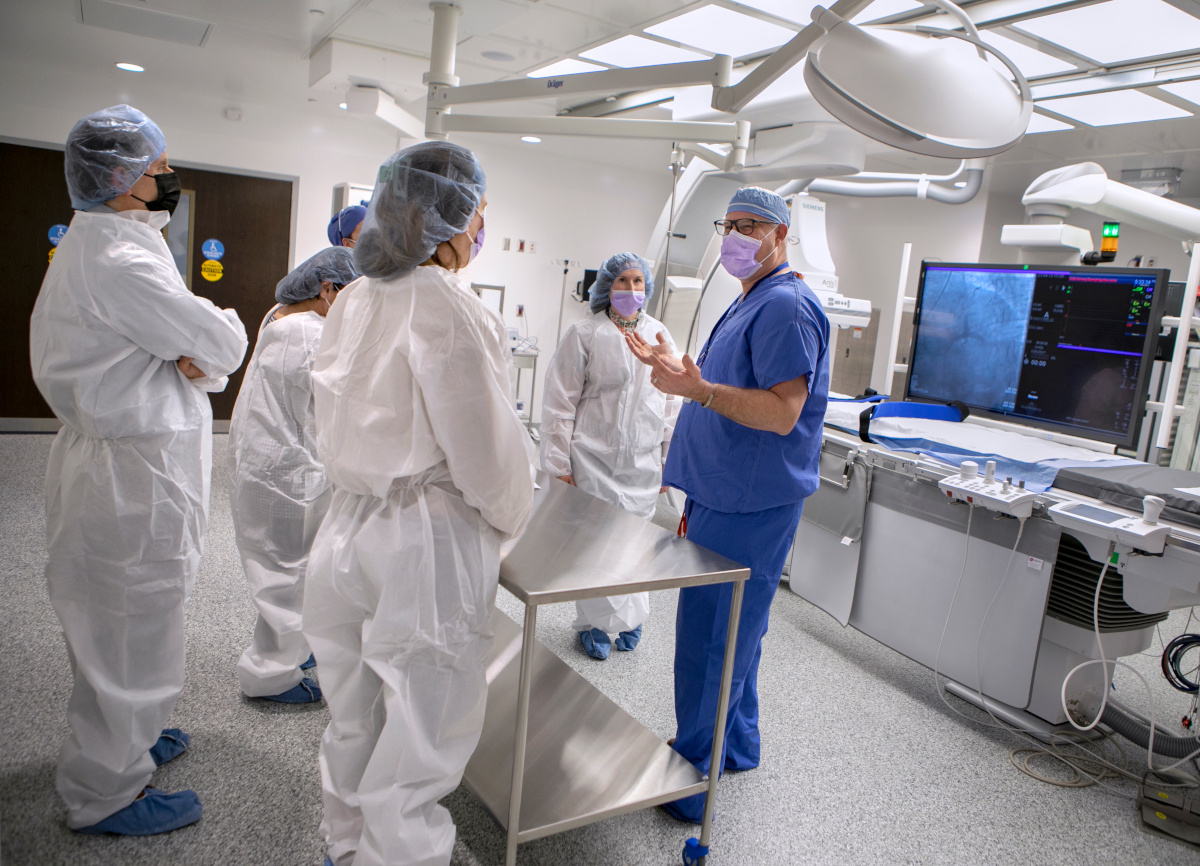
[64,105,167,210]
[727,186,790,228]
[354,141,486,280]
[275,246,362,305]
[589,252,655,314]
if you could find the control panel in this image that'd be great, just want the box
[1048,495,1170,555]
[938,460,1039,519]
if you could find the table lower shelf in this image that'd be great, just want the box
[463,607,707,843]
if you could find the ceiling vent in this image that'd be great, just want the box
[1120,167,1183,198]
[80,0,213,47]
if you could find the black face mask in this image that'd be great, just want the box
[133,171,181,216]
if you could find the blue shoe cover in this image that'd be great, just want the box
[579,628,611,660]
[261,677,322,703]
[613,624,643,651]
[149,728,189,766]
[661,796,704,825]
[76,787,202,835]
[300,653,317,670]
[324,858,334,866]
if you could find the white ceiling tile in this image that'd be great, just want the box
[1038,89,1193,126]
[980,31,1077,77]
[458,36,561,72]
[541,0,698,28]
[851,0,926,23]
[1160,79,1200,107]
[490,5,622,52]
[727,0,823,26]
[645,5,796,57]
[581,35,709,65]
[1026,112,1073,133]
[1014,0,1200,65]
[527,58,609,76]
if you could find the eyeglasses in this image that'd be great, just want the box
[714,218,777,237]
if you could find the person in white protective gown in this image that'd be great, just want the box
[227,246,361,703]
[540,252,678,660]
[29,105,248,836]
[303,142,534,866]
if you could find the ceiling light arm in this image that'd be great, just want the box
[433,57,733,107]
[710,0,876,114]
[929,0,986,58]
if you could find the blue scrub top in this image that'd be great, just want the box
[664,265,830,513]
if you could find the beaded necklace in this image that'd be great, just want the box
[607,306,643,334]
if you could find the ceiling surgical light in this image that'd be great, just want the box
[802,8,1033,158]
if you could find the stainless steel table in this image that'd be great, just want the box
[463,474,750,866]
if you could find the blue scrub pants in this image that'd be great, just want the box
[665,498,803,823]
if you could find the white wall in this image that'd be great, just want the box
[821,182,993,391]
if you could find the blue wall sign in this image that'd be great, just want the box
[201,239,225,260]
[48,224,68,246]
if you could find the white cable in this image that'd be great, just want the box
[1061,541,1115,733]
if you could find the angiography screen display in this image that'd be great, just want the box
[906,264,1166,446]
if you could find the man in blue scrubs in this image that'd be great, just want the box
[626,187,829,823]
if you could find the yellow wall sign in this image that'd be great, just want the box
[200,259,224,282]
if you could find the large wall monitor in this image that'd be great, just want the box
[905,263,1168,448]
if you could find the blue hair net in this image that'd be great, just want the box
[727,186,790,227]
[327,205,367,246]
[589,252,655,314]
[354,142,486,279]
[64,105,167,210]
[276,246,361,304]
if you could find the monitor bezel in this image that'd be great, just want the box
[903,262,1169,449]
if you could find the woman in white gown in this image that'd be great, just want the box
[227,246,360,703]
[539,252,678,659]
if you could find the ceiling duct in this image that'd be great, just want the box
[80,0,213,47]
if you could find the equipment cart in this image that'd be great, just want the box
[463,473,750,866]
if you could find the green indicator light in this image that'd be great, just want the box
[1103,222,1120,238]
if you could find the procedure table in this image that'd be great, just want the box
[463,473,751,865]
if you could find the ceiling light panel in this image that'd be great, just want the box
[1014,0,1200,65]
[581,35,709,66]
[852,0,926,23]
[1038,89,1192,125]
[527,58,607,77]
[1026,112,1073,132]
[645,6,797,58]
[491,5,622,53]
[730,0,823,25]
[1159,79,1200,107]
[979,31,1077,77]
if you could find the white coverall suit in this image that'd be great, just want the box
[539,310,678,634]
[228,307,332,697]
[304,264,534,866]
[29,206,248,828]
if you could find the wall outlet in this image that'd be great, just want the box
[517,304,524,317]
[502,238,511,251]
[518,239,526,253]
[529,241,537,254]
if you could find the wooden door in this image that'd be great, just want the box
[0,140,294,423]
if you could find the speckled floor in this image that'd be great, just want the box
[2,432,1198,866]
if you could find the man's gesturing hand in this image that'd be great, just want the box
[625,331,706,401]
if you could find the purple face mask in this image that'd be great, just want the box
[469,224,485,263]
[720,230,768,280]
[610,289,645,318]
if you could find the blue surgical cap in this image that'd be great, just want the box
[354,141,486,279]
[276,246,362,304]
[589,252,655,314]
[327,205,367,246]
[727,186,790,227]
[64,105,167,210]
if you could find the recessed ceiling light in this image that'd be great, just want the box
[1015,0,1200,65]
[339,102,348,109]
[527,59,606,78]
[851,0,925,23]
[481,50,516,62]
[521,136,542,143]
[645,6,796,58]
[1026,112,1073,133]
[581,35,708,67]
[1037,89,1192,126]
[115,62,144,72]
[979,31,1077,78]
[1159,80,1200,107]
